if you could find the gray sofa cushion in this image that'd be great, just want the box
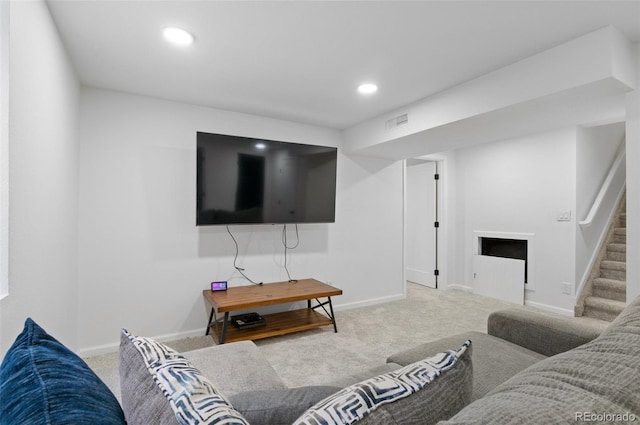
[295,341,473,425]
[184,340,287,396]
[487,308,606,357]
[329,363,403,388]
[440,296,640,424]
[388,331,545,400]
[229,386,341,425]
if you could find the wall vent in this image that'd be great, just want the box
[385,113,409,130]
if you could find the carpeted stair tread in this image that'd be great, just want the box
[592,278,626,302]
[607,250,626,262]
[600,260,626,271]
[613,228,626,243]
[574,316,612,328]
[584,296,625,311]
[607,243,627,253]
[606,243,626,262]
[599,260,626,281]
[583,296,626,321]
[575,197,625,322]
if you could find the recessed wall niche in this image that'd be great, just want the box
[474,231,536,291]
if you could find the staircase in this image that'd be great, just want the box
[577,197,626,322]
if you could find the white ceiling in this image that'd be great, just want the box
[46,1,640,130]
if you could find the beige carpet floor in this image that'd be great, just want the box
[252,283,524,387]
[85,284,527,394]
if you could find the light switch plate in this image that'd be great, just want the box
[557,210,572,222]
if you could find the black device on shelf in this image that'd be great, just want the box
[230,312,266,329]
[211,281,227,291]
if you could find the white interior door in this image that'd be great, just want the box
[405,161,437,288]
[473,255,525,304]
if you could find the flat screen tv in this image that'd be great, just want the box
[196,132,337,225]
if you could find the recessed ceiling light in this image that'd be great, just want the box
[163,27,194,46]
[358,83,378,95]
[255,143,266,149]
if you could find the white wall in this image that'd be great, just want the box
[0,0,80,355]
[451,128,577,314]
[576,123,625,221]
[626,43,640,302]
[0,0,8,349]
[0,0,9,308]
[575,122,625,291]
[77,88,404,355]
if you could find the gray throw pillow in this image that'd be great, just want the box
[119,331,176,425]
[119,329,249,425]
[294,340,473,425]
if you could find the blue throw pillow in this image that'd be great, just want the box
[0,318,125,425]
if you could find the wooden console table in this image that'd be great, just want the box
[202,278,342,344]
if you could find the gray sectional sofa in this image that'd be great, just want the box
[114,294,639,424]
[3,295,638,424]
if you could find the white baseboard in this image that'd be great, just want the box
[78,294,407,357]
[333,293,406,312]
[78,328,205,358]
[442,284,473,293]
[441,284,574,317]
[524,300,574,317]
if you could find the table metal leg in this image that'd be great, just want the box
[205,308,215,336]
[220,312,230,344]
[311,297,338,333]
[328,297,337,333]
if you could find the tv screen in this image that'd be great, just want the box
[196,132,337,225]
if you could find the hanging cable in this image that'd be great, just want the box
[282,224,299,282]
[226,225,262,285]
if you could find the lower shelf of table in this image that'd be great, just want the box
[209,308,334,344]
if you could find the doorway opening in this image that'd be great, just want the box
[405,159,440,289]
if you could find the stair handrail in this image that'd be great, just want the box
[579,146,626,229]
